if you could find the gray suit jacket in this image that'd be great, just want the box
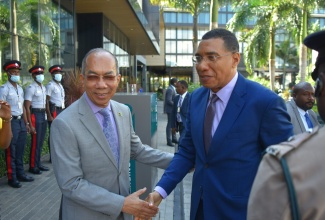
[286,99,320,135]
[164,85,176,114]
[50,94,173,220]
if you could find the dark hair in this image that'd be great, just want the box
[178,80,188,89]
[202,28,239,53]
[81,48,119,75]
[170,78,178,85]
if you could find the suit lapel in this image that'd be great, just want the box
[78,96,119,168]
[291,101,306,132]
[110,101,126,170]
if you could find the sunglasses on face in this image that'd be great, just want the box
[315,74,324,98]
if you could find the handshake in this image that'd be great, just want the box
[122,187,163,220]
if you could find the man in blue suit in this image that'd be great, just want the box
[171,80,190,147]
[144,28,293,220]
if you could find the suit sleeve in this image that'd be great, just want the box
[259,95,293,148]
[50,117,125,218]
[156,94,196,195]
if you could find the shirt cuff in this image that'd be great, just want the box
[154,186,167,199]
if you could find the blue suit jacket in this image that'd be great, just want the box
[157,74,293,220]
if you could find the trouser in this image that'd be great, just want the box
[166,112,177,143]
[29,110,47,169]
[5,117,27,180]
[47,103,63,161]
[177,121,185,144]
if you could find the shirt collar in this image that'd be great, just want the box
[297,106,308,116]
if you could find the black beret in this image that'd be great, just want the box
[49,65,63,74]
[3,60,21,71]
[29,65,45,74]
[303,30,325,81]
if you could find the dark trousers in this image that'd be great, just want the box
[30,111,47,169]
[166,112,177,143]
[5,118,27,180]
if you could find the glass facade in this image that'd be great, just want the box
[0,0,75,83]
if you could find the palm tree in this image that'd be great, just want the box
[289,0,325,82]
[150,0,210,83]
[228,0,298,91]
[210,0,233,29]
[1,0,60,71]
[275,39,299,89]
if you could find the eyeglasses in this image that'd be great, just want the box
[192,53,233,64]
[315,74,323,98]
[86,74,118,83]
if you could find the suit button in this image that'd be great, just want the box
[205,163,209,168]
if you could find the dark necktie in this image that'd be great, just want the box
[304,112,314,129]
[99,108,119,164]
[177,95,183,122]
[204,94,219,153]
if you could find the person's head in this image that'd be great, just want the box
[80,48,121,108]
[170,78,178,86]
[176,80,188,95]
[29,65,45,84]
[193,28,240,93]
[303,30,325,121]
[3,60,22,84]
[49,65,63,82]
[292,82,315,111]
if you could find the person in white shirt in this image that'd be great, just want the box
[24,65,49,175]
[45,65,65,162]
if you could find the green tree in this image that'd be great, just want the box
[210,0,232,29]
[150,0,210,83]
[1,0,60,69]
[228,0,298,91]
[287,0,325,82]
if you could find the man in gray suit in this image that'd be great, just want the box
[50,48,173,220]
[164,77,178,146]
[286,82,320,135]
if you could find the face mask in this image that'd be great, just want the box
[9,74,20,83]
[54,73,62,82]
[36,74,44,83]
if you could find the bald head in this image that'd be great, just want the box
[292,82,313,94]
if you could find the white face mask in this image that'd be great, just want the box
[54,73,62,82]
[36,74,44,83]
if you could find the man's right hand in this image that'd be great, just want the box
[134,191,163,220]
[122,187,158,219]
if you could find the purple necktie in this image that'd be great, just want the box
[204,94,219,153]
[99,108,119,164]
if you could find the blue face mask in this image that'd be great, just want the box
[54,73,62,82]
[9,74,20,83]
[36,74,44,83]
